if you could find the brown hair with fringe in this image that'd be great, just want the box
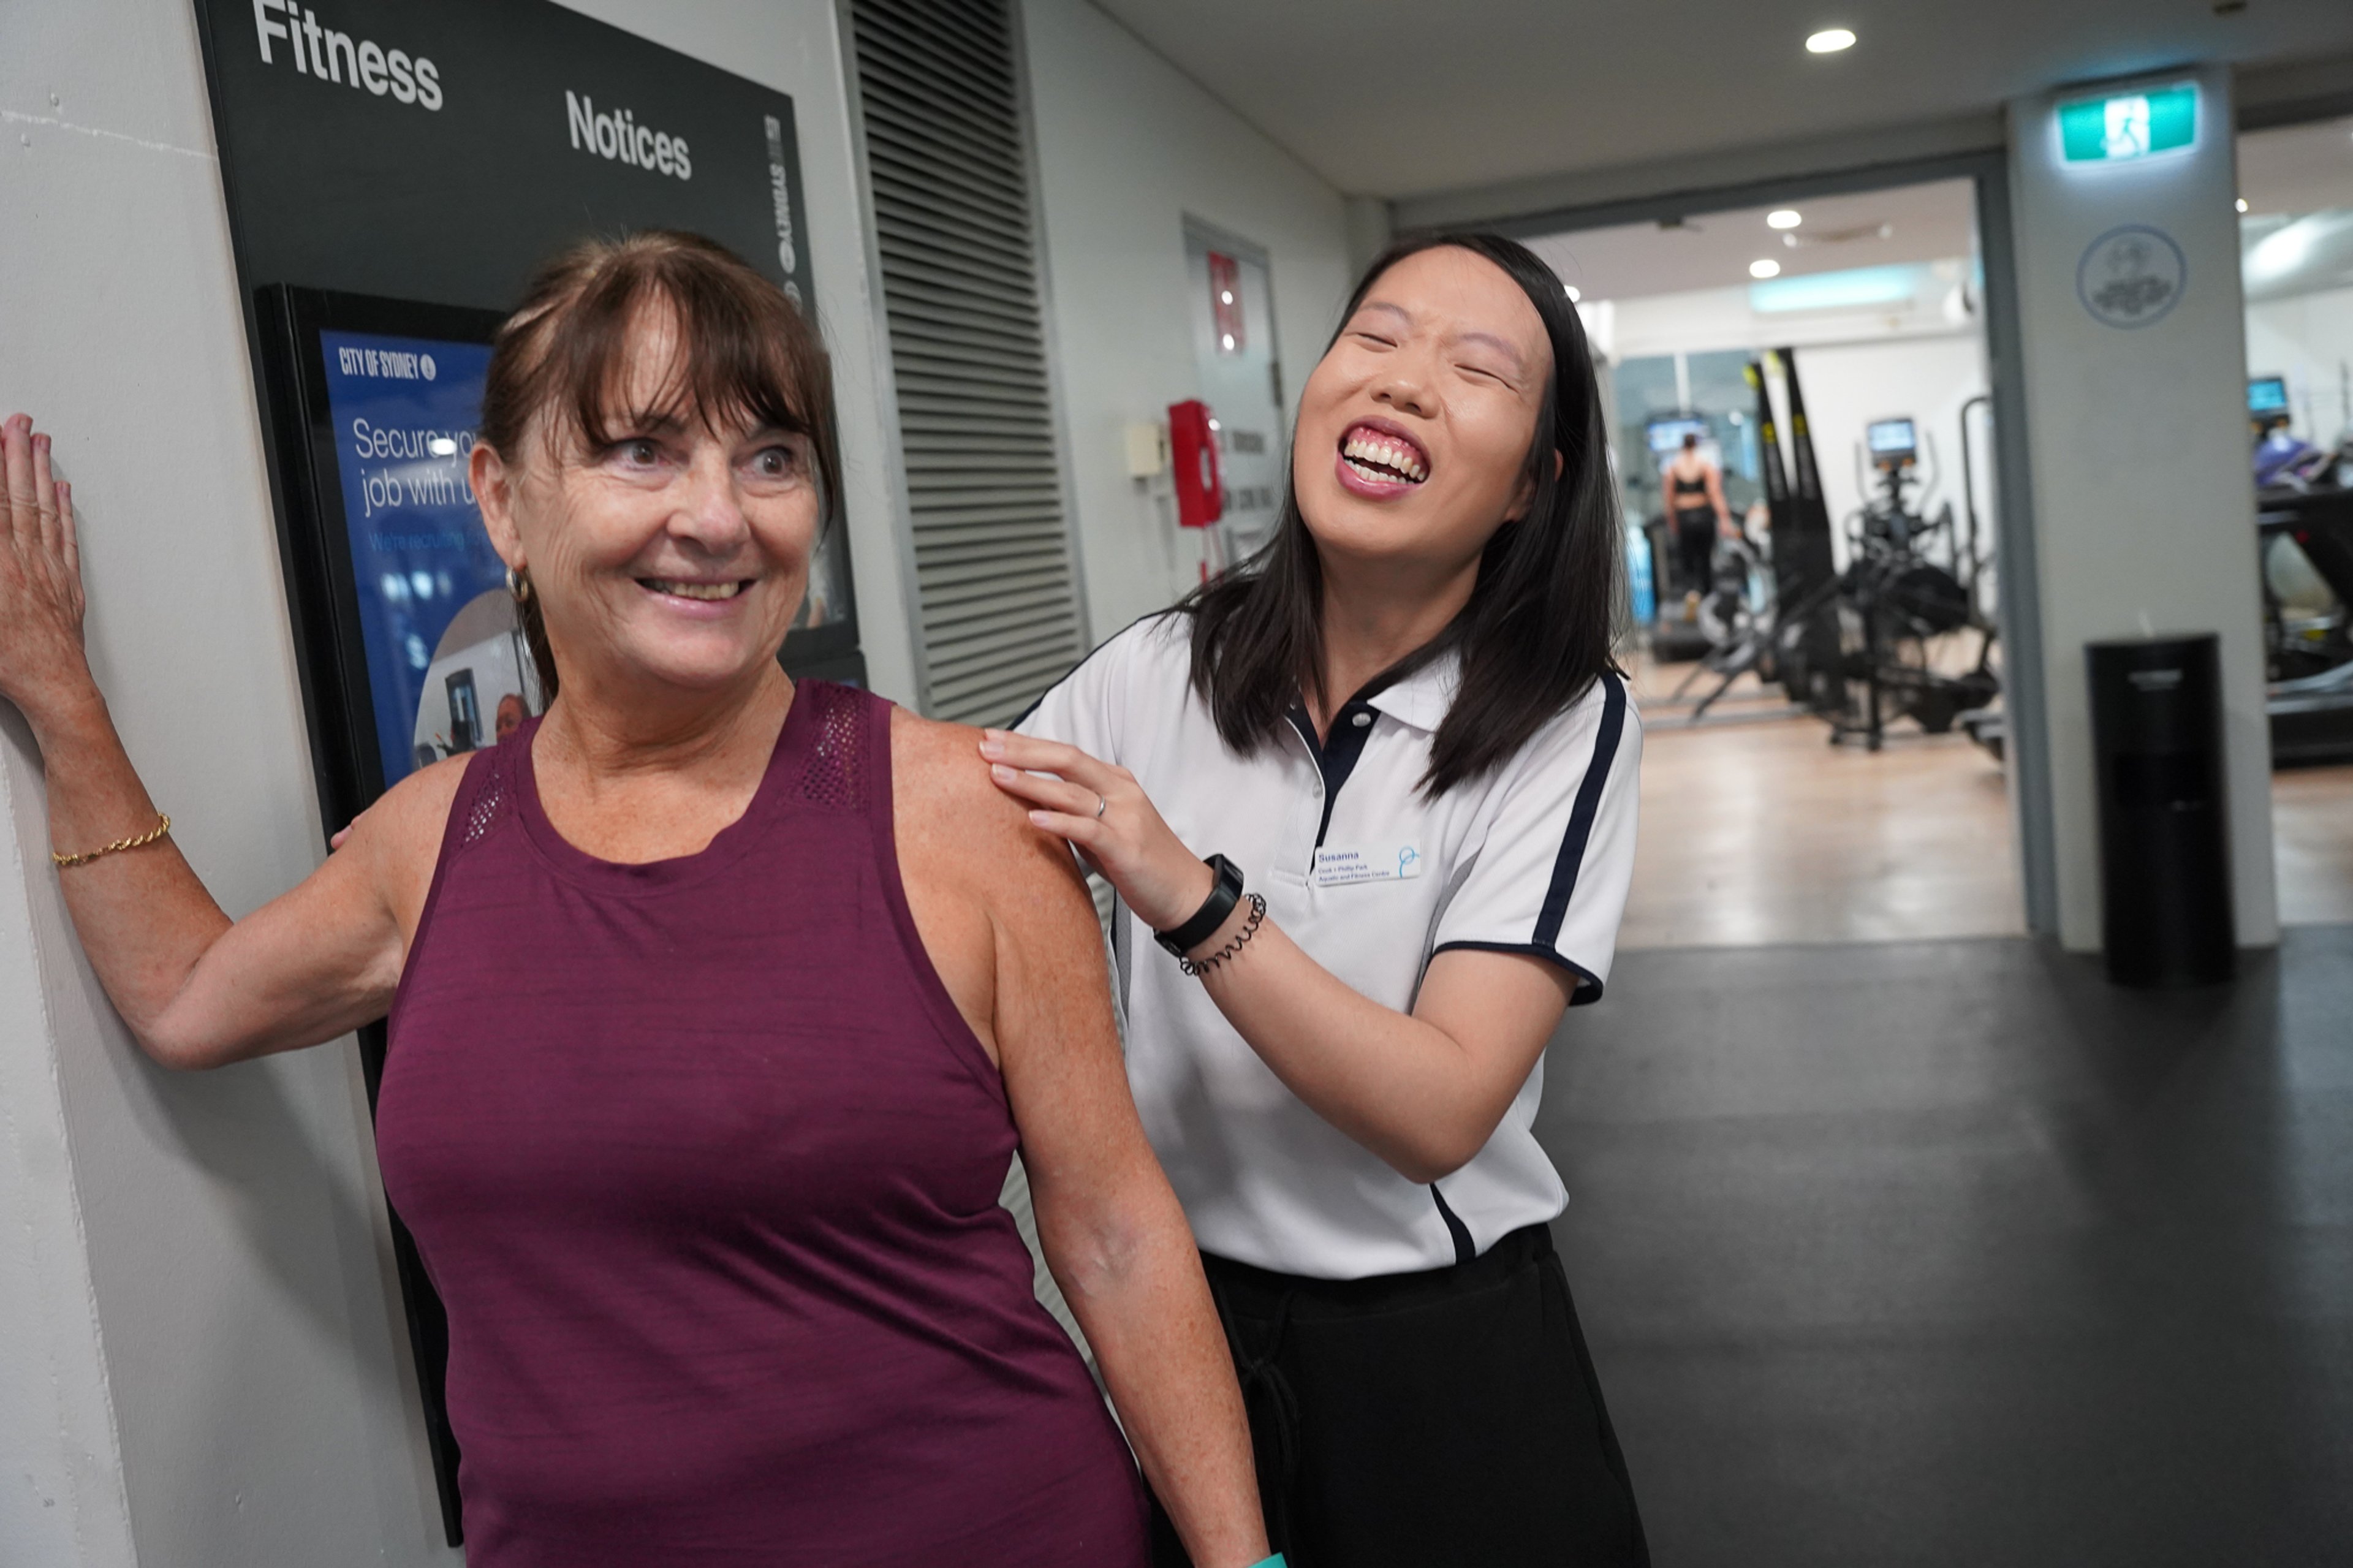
[476,230,839,701]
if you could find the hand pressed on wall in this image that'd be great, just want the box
[0,414,92,725]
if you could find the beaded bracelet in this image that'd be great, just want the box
[1178,892,1266,977]
[53,812,172,869]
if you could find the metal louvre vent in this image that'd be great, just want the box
[850,0,1087,725]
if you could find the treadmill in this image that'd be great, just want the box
[2259,483,2353,763]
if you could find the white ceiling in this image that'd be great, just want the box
[1513,117,2353,308]
[2239,112,2353,219]
[1526,179,1977,305]
[2238,113,2353,299]
[1089,0,2353,201]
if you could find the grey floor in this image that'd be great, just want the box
[1538,927,2353,1568]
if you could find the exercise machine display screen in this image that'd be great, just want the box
[2248,376,2289,416]
[1866,418,1918,462]
[1645,415,1711,456]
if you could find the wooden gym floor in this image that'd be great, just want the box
[1622,655,2353,950]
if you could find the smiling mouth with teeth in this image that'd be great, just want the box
[642,579,749,601]
[1339,425,1430,485]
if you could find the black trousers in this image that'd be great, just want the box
[1150,1225,1648,1568]
[1672,507,1716,595]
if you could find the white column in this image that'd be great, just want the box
[0,738,140,1566]
[2005,65,2278,952]
[1,3,460,1562]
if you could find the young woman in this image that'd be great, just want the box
[0,234,1271,1568]
[1665,428,1733,606]
[985,234,1649,1566]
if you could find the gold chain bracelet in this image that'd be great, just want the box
[53,812,172,869]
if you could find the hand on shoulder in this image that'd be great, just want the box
[890,708,1087,902]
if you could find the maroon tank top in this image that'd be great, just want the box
[376,682,1148,1566]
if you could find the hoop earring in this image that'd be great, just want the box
[506,564,532,604]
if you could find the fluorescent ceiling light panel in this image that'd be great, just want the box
[1767,209,1803,229]
[1806,28,1855,53]
[1750,263,1922,313]
[1749,258,1782,278]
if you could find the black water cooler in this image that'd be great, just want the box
[2086,634,2236,987]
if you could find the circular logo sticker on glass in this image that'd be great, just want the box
[2076,225,2186,329]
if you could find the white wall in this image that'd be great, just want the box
[2246,282,2353,442]
[1797,335,1991,564]
[2006,65,2278,952]
[1020,0,1353,636]
[0,2,915,1562]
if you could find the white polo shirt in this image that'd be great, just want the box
[1017,614,1642,1280]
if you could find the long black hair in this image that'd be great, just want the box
[1183,231,1624,795]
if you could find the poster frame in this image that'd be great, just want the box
[255,281,505,1543]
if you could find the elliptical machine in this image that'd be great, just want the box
[1822,417,1996,751]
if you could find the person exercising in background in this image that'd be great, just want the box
[1664,430,1731,610]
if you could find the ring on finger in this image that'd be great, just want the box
[1094,793,1108,818]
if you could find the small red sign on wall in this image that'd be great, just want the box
[1208,252,1244,355]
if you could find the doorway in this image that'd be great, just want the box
[2238,110,2353,926]
[1183,218,1287,572]
[1522,172,2031,950]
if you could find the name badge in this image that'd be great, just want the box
[1314,844,1422,887]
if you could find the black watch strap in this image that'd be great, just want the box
[1156,855,1245,957]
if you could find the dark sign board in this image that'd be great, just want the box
[194,1,854,1541]
[197,0,814,310]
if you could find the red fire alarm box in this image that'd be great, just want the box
[1169,399,1223,529]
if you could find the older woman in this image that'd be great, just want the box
[0,233,1267,1568]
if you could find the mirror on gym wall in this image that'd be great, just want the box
[2238,112,2353,928]
[1529,178,2014,952]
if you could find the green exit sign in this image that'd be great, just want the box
[2059,84,2197,164]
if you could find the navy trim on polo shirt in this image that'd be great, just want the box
[1429,1184,1476,1267]
[1286,691,1385,853]
[1533,673,1628,950]
[1428,941,1605,1005]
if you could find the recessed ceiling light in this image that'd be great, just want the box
[1751,258,1783,279]
[1806,28,1856,53]
[1767,209,1803,230]
[1565,284,1582,301]
[2235,197,2249,213]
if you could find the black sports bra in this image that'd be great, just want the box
[1671,471,1708,495]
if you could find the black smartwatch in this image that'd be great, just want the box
[1156,855,1245,958]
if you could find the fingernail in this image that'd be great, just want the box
[1028,811,1055,828]
[977,738,1004,758]
[990,763,1015,782]
[34,434,50,452]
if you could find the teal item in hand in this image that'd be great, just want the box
[1248,1558,1287,1568]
